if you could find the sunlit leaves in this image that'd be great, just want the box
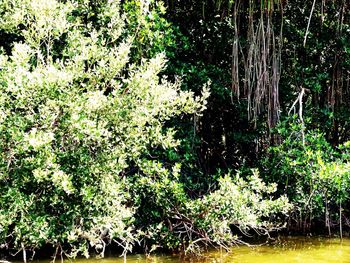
[0,0,208,257]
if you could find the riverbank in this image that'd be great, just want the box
[1,236,350,263]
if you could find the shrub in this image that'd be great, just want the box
[263,117,350,231]
[0,0,208,258]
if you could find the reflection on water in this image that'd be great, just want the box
[30,237,350,263]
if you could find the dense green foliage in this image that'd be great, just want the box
[263,118,350,232]
[0,0,350,260]
[0,0,206,257]
[0,0,291,260]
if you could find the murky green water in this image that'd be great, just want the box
[29,237,350,263]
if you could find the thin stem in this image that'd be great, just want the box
[304,0,316,47]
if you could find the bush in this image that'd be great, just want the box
[0,0,208,258]
[263,117,350,231]
[133,169,291,255]
[182,170,291,253]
